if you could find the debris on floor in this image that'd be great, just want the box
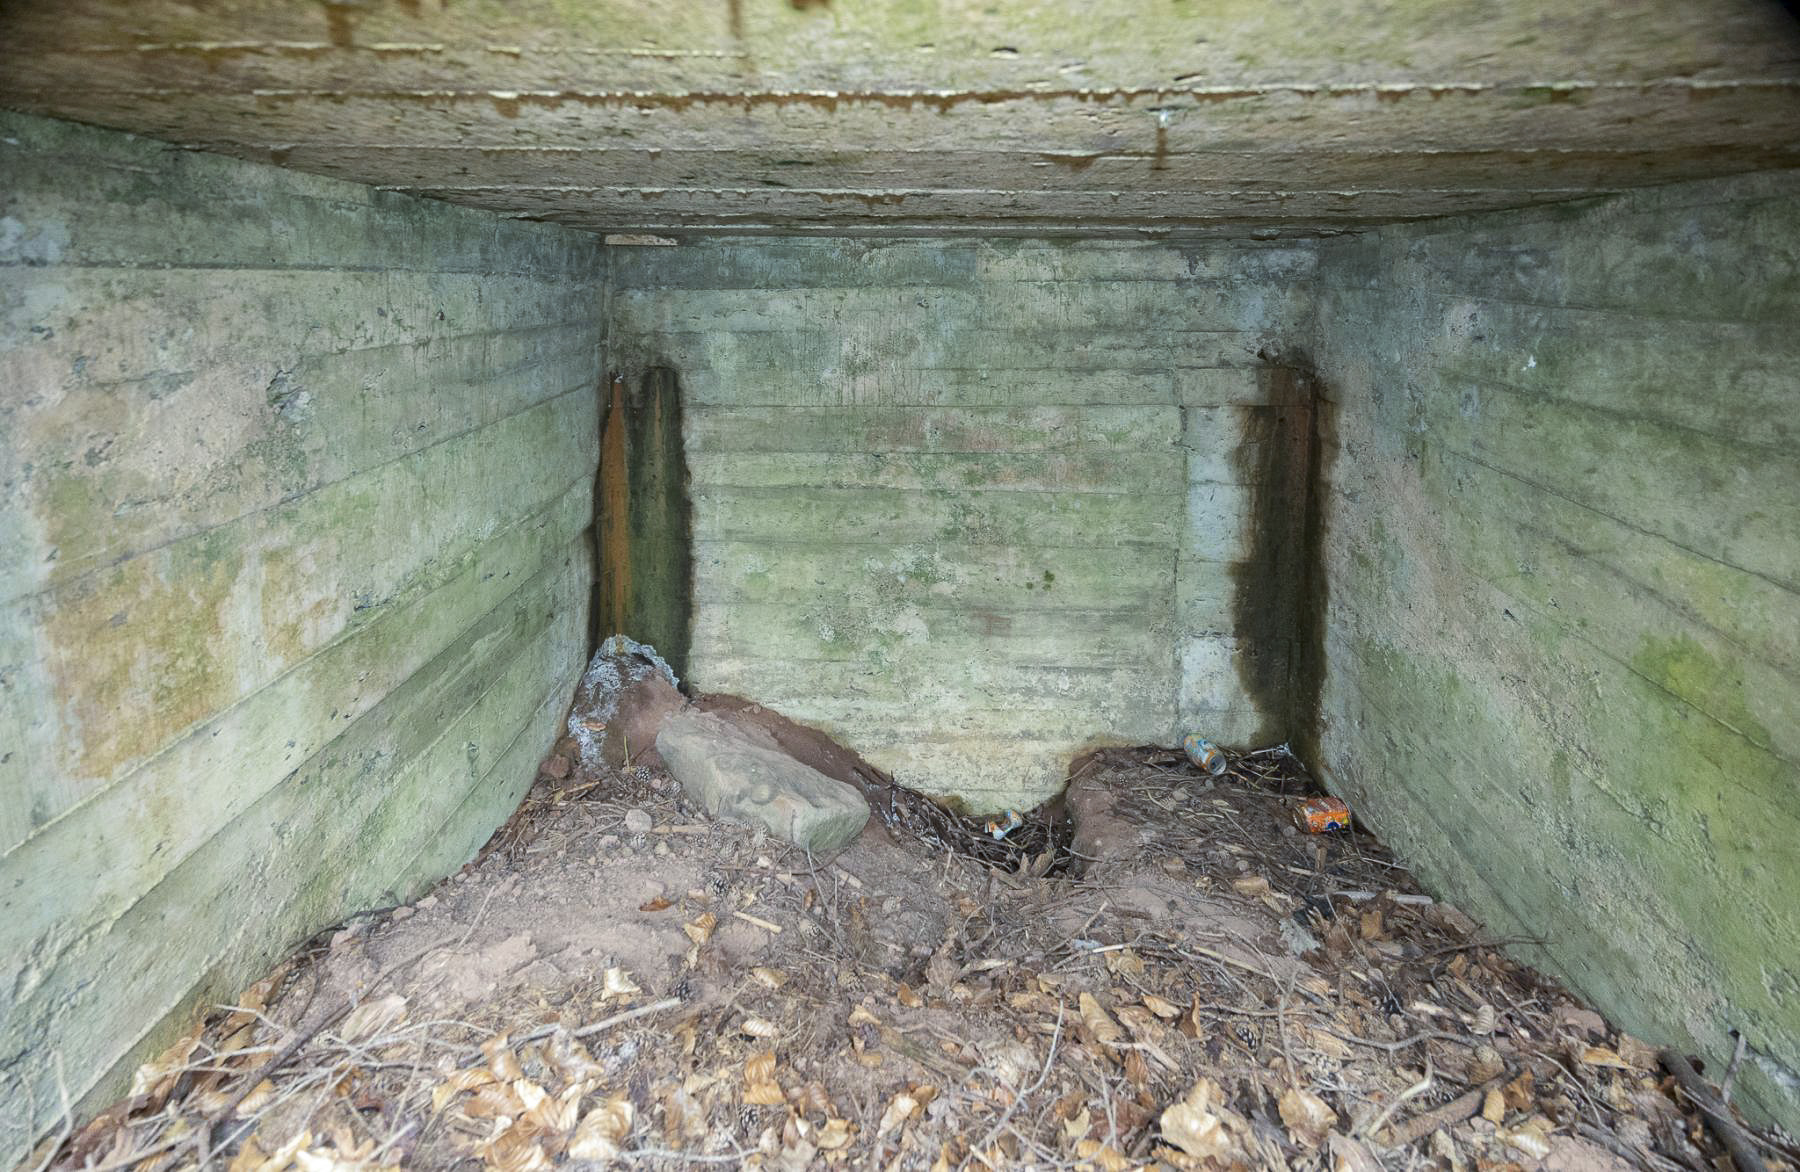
[39,702,1799,1172]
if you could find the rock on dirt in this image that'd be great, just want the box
[568,635,686,772]
[657,709,869,852]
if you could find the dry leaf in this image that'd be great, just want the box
[482,1035,524,1082]
[1079,993,1124,1046]
[1142,993,1181,1020]
[1615,1034,1657,1070]
[1116,1005,1163,1043]
[1103,948,1146,978]
[1062,1106,1092,1144]
[1074,1139,1132,1171]
[227,1137,270,1172]
[1482,1088,1507,1124]
[816,1119,854,1150]
[464,1083,526,1120]
[568,1094,635,1162]
[339,994,407,1043]
[740,1017,780,1039]
[877,1091,920,1137]
[744,1050,787,1106]
[1160,1078,1241,1160]
[639,896,673,912]
[543,1031,604,1085]
[432,1067,497,1113]
[1470,1004,1498,1036]
[683,912,717,945]
[601,967,641,1001]
[130,1022,205,1106]
[790,1080,834,1118]
[1581,1045,1633,1070]
[1498,1116,1554,1160]
[847,1004,881,1028]
[1278,1087,1339,1148]
[1500,1069,1535,1111]
[751,966,788,989]
[1232,875,1271,898]
[1124,1048,1151,1089]
[257,1129,315,1172]
[483,1127,551,1172]
[896,982,924,1009]
[1329,1131,1384,1172]
[236,1079,277,1117]
[1359,908,1386,940]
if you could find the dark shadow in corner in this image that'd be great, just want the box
[1228,355,1336,765]
[595,367,693,680]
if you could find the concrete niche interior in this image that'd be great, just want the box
[2,0,1798,1164]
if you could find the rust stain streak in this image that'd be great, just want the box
[598,374,631,638]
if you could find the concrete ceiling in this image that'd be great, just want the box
[3,1,1799,238]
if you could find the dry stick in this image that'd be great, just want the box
[964,1004,1065,1172]
[1357,1060,1434,1142]
[25,1052,70,1172]
[1659,1048,1770,1172]
[1319,1027,1480,1053]
[453,997,683,1066]
[1720,1031,1749,1106]
[198,934,454,1165]
[1377,1074,1502,1149]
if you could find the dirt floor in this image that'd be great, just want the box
[38,741,1799,1172]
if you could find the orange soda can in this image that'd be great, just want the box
[1294,796,1351,833]
[1182,733,1229,775]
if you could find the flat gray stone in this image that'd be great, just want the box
[657,711,869,853]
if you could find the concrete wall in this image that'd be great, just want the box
[0,111,602,1151]
[609,238,1314,810]
[1310,172,1800,1131]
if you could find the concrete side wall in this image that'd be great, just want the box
[609,238,1314,810]
[1311,171,1800,1131]
[0,111,602,1151]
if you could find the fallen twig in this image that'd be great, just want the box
[1659,1048,1769,1172]
[454,997,682,1065]
[1378,1074,1501,1148]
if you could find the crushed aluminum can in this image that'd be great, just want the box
[984,809,1024,839]
[1182,733,1230,776]
[1293,796,1352,833]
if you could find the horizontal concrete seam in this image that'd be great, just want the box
[0,473,593,859]
[25,78,1799,101]
[1441,444,1798,595]
[693,483,1184,497]
[1326,574,1800,779]
[3,382,598,608]
[60,329,600,394]
[1315,278,1800,328]
[381,663,580,890]
[1444,367,1800,457]
[691,538,1184,558]
[0,256,605,278]
[689,534,1176,550]
[399,184,1608,197]
[1321,619,1773,833]
[43,590,574,1113]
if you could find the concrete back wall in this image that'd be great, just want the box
[1311,172,1800,1131]
[0,112,602,1151]
[608,238,1315,810]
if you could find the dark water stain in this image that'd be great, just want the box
[1038,152,1103,171]
[726,0,745,40]
[597,369,693,677]
[1228,361,1335,761]
[321,2,359,48]
[1152,122,1169,171]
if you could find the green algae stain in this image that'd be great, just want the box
[1632,633,1771,749]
